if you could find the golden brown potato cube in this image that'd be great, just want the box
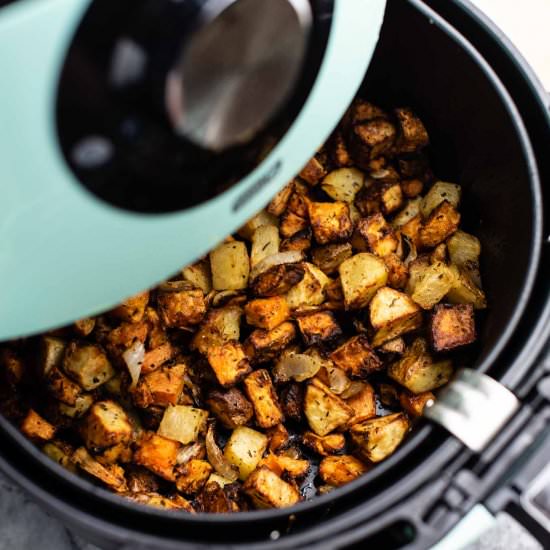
[182,259,212,293]
[207,342,251,387]
[394,108,429,153]
[238,210,278,240]
[287,190,309,218]
[430,303,476,352]
[267,424,289,452]
[380,181,404,216]
[299,156,327,186]
[243,466,301,509]
[260,453,309,479]
[192,305,242,354]
[447,266,487,310]
[39,336,66,377]
[280,211,308,238]
[330,335,382,378]
[330,131,353,167]
[206,388,253,429]
[134,432,180,481]
[296,310,342,347]
[409,261,456,310]
[339,253,388,310]
[251,225,280,268]
[350,118,396,167]
[346,382,376,424]
[304,378,353,436]
[380,337,406,355]
[301,431,346,456]
[133,363,186,408]
[285,262,330,310]
[73,447,128,492]
[63,342,115,391]
[421,181,461,218]
[369,287,423,347]
[224,426,268,480]
[81,400,133,450]
[384,254,409,289]
[176,459,213,495]
[419,201,460,248]
[244,296,290,331]
[400,214,423,247]
[157,288,206,329]
[308,201,353,245]
[280,228,312,253]
[244,369,284,429]
[399,390,435,417]
[210,241,250,291]
[111,291,150,323]
[20,409,56,442]
[321,168,365,203]
[46,367,82,406]
[311,243,353,275]
[351,412,410,463]
[74,318,96,337]
[244,322,296,364]
[401,178,424,198]
[267,181,294,216]
[353,214,399,257]
[319,455,369,487]
[251,263,305,297]
[388,338,453,394]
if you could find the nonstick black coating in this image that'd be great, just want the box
[0,0,544,548]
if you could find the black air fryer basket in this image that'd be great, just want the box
[0,0,548,548]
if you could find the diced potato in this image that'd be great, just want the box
[182,259,212,293]
[206,388,254,429]
[350,412,410,463]
[308,201,353,245]
[134,432,181,481]
[63,342,115,391]
[350,119,396,168]
[238,210,278,240]
[279,211,308,238]
[447,230,481,284]
[380,337,406,355]
[339,253,388,309]
[81,400,133,450]
[419,201,460,248]
[244,321,296,363]
[362,180,404,216]
[224,426,268,480]
[280,228,312,253]
[259,453,309,478]
[105,320,148,358]
[409,261,456,310]
[74,318,95,337]
[243,466,300,509]
[296,310,342,346]
[267,182,294,216]
[421,181,461,218]
[251,263,305,297]
[384,253,409,289]
[393,108,429,154]
[400,214,423,247]
[330,335,382,378]
[430,303,476,352]
[369,287,423,346]
[251,225,280,269]
[352,214,399,257]
[158,405,208,445]
[191,305,242,354]
[447,265,487,309]
[286,262,331,310]
[46,367,82,406]
[73,447,128,491]
[39,336,66,377]
[346,382,376,424]
[43,441,77,473]
[96,442,132,465]
[244,296,289,330]
[243,369,284,429]
[287,190,309,218]
[301,431,346,456]
[111,291,149,323]
[207,342,251,387]
[267,424,289,452]
[20,409,56,442]
[304,378,353,436]
[176,459,213,494]
[321,168,365,203]
[399,390,435,417]
[388,338,453,394]
[319,455,369,486]
[59,393,95,418]
[311,243,353,275]
[299,156,327,186]
[330,131,353,167]
[157,288,206,328]
[210,241,250,291]
[132,363,186,408]
[401,178,424,198]
[280,383,304,422]
[197,481,240,513]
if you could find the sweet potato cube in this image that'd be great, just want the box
[419,201,460,248]
[350,412,410,463]
[346,382,376,424]
[63,342,115,391]
[301,431,346,456]
[210,241,250,291]
[81,400,132,450]
[207,342,251,387]
[176,459,213,495]
[134,432,180,481]
[330,335,382,378]
[299,156,327,186]
[369,287,423,347]
[224,426,268,480]
[73,447,128,492]
[319,455,369,487]
[350,118,396,167]
[133,363,186,408]
[259,453,310,479]
[353,214,399,257]
[279,211,308,238]
[244,296,290,330]
[206,388,254,429]
[430,303,476,352]
[296,310,342,346]
[244,322,296,364]
[339,253,388,309]
[243,466,301,509]
[111,291,149,323]
[243,369,284,429]
[308,201,353,245]
[267,424,289,452]
[304,378,353,436]
[157,288,206,328]
[399,390,435,417]
[20,409,56,442]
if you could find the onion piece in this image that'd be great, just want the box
[122,340,145,389]
[341,381,366,400]
[206,423,238,482]
[273,353,322,383]
[176,442,205,465]
[403,235,418,266]
[325,366,351,395]
[250,250,304,281]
